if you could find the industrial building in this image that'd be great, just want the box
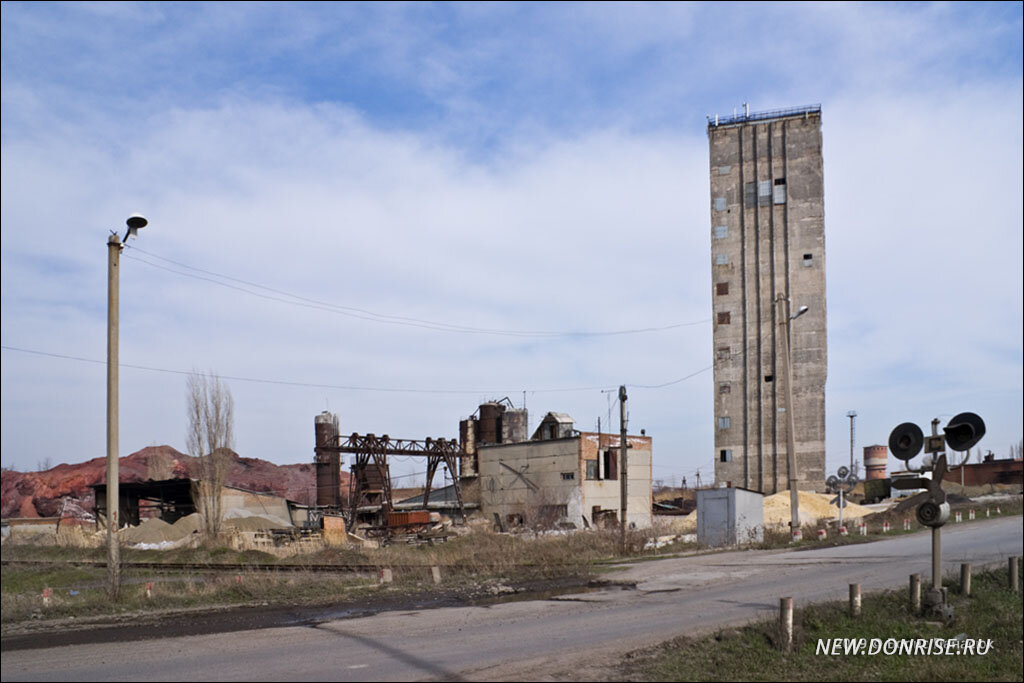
[308,401,655,534]
[469,408,653,529]
[707,104,828,493]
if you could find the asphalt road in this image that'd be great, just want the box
[2,516,1021,682]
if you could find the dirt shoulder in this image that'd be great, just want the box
[0,573,595,652]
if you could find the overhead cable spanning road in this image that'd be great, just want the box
[2,517,1021,682]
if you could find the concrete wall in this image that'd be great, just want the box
[697,487,764,547]
[708,108,827,493]
[220,487,292,527]
[478,439,584,527]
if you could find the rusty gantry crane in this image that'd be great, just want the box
[314,417,466,529]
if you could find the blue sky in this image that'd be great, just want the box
[2,1,1022,486]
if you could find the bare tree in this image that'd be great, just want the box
[186,371,234,538]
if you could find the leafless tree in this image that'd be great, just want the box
[186,371,234,538]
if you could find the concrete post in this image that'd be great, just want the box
[619,385,628,555]
[431,566,442,585]
[1011,557,1020,594]
[106,232,121,600]
[909,573,921,613]
[776,295,801,542]
[380,568,393,584]
[960,563,971,596]
[849,583,861,617]
[779,597,793,653]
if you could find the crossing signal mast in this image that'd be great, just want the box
[888,412,986,617]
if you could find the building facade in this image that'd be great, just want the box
[707,105,827,493]
[477,423,653,529]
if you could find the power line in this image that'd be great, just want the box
[126,246,711,338]
[2,344,710,395]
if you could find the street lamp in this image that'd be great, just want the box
[776,295,807,542]
[106,213,147,598]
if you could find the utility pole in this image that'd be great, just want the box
[105,214,147,600]
[106,231,122,599]
[846,411,857,475]
[619,385,628,554]
[776,294,806,542]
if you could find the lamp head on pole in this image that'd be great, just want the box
[791,305,809,321]
[123,213,148,242]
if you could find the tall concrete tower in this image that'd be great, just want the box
[707,105,827,494]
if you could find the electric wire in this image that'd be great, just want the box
[1,344,709,394]
[126,246,711,338]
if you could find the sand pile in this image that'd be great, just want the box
[223,515,286,531]
[658,490,873,533]
[763,490,873,526]
[119,517,176,544]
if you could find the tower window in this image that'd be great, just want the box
[758,180,771,207]
[803,253,813,267]
[715,253,729,265]
[717,312,731,325]
[719,383,731,394]
[716,282,729,296]
[764,375,774,383]
[713,225,728,239]
[716,346,731,360]
[713,197,727,212]
[743,182,756,205]
[717,416,731,429]
[720,449,733,463]
[773,178,787,204]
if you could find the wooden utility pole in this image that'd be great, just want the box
[619,385,628,554]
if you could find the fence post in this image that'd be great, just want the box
[779,597,793,653]
[960,564,971,597]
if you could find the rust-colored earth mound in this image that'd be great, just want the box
[1,446,349,519]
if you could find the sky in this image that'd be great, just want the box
[2,1,1022,488]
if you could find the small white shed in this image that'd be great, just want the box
[697,486,764,547]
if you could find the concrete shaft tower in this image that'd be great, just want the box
[707,105,827,493]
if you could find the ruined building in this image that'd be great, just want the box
[707,104,827,493]
[462,403,653,529]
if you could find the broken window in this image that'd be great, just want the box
[718,416,731,429]
[715,253,729,266]
[803,253,813,267]
[774,178,786,204]
[603,449,618,481]
[716,346,731,360]
[717,311,731,325]
[561,472,575,481]
[716,282,729,296]
[720,449,733,463]
[713,225,728,239]
[719,383,731,394]
[764,374,774,383]
[758,180,771,207]
[713,197,727,212]
[585,460,599,480]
